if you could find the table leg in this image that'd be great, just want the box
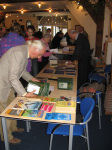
[1,117,10,150]
[68,125,73,150]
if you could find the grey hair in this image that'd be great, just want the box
[68,29,78,34]
[43,33,51,38]
[27,40,46,52]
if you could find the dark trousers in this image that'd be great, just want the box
[31,59,39,77]
[78,60,89,89]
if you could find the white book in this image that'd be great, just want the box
[27,83,40,95]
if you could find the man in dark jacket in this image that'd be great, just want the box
[69,30,91,88]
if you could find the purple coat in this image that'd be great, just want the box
[0,32,31,72]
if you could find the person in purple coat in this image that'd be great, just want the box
[0,31,31,72]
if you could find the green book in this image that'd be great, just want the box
[27,81,50,96]
[57,77,73,90]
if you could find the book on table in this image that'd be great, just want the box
[57,77,73,90]
[45,113,71,121]
[27,81,50,96]
[40,102,55,112]
[6,99,55,117]
[6,99,43,117]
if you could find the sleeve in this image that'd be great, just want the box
[22,69,33,82]
[8,50,31,96]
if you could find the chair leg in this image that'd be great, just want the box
[26,121,31,132]
[49,134,54,150]
[97,94,102,129]
[28,121,31,130]
[86,123,90,150]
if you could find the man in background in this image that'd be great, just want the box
[69,29,91,88]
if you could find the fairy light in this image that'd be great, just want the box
[5,14,8,18]
[3,4,6,9]
[38,3,41,8]
[20,9,24,14]
[49,8,52,13]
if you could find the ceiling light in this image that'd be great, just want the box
[49,8,52,13]
[38,3,41,8]
[5,14,8,18]
[20,9,24,14]
[3,4,6,9]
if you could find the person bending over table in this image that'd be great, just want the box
[0,40,46,144]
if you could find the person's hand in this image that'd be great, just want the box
[25,90,37,98]
[31,77,40,82]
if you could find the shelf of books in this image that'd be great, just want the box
[0,97,76,125]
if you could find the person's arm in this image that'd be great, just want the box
[22,69,33,82]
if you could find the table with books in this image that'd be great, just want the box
[51,46,74,60]
[0,60,77,150]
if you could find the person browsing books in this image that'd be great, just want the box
[0,40,46,144]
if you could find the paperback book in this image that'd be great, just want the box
[43,97,58,102]
[45,113,71,121]
[13,100,42,110]
[6,109,24,116]
[56,101,76,107]
[22,110,44,118]
[55,70,64,75]
[40,102,55,112]
[27,81,50,96]
[43,69,54,73]
[58,77,73,90]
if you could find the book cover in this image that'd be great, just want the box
[13,100,42,110]
[55,70,64,75]
[65,72,76,76]
[58,77,73,90]
[56,101,76,107]
[43,97,58,102]
[27,83,40,94]
[27,81,50,96]
[37,110,44,118]
[43,69,54,73]
[40,102,55,112]
[45,113,71,121]
[22,110,39,117]
[6,109,24,116]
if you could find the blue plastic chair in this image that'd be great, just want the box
[47,97,95,150]
[88,72,105,83]
[89,65,111,85]
[77,91,102,129]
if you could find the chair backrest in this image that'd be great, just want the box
[80,97,95,122]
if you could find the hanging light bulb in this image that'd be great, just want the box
[49,8,52,13]
[38,3,41,8]
[3,4,6,9]
[5,14,8,18]
[20,9,24,14]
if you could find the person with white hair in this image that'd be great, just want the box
[0,40,46,144]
